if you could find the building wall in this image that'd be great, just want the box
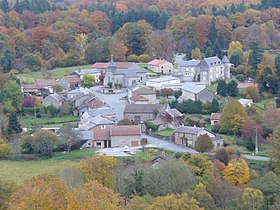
[139,94,157,104]
[111,135,141,147]
[146,78,181,90]
[124,113,155,122]
[181,90,196,101]
[58,78,70,90]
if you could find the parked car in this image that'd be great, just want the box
[123,146,130,153]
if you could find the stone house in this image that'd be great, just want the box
[21,83,40,94]
[66,87,92,99]
[128,86,157,104]
[42,93,67,108]
[81,125,141,149]
[148,59,174,74]
[77,97,104,116]
[146,76,180,90]
[124,104,169,123]
[157,108,183,129]
[176,54,231,86]
[81,106,117,122]
[174,126,223,150]
[92,61,138,75]
[104,57,147,88]
[58,75,82,90]
[34,79,59,93]
[210,113,221,126]
[70,68,101,83]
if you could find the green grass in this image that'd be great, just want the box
[208,84,217,92]
[0,150,96,184]
[20,116,80,128]
[16,64,91,83]
[204,124,212,131]
[155,128,174,137]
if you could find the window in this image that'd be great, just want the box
[101,125,106,129]
[96,142,101,146]
[186,70,190,76]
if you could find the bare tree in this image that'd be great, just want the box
[58,125,81,152]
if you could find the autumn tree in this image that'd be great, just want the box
[242,86,260,102]
[79,156,117,188]
[0,80,23,111]
[195,134,214,153]
[109,37,128,62]
[148,193,203,210]
[222,158,250,185]
[173,90,182,100]
[193,183,217,210]
[228,41,243,59]
[126,194,155,210]
[220,99,247,133]
[215,148,230,165]
[8,175,77,210]
[242,187,264,210]
[191,48,203,60]
[261,106,280,135]
[55,166,86,189]
[182,154,214,181]
[147,31,175,61]
[161,88,174,98]
[83,74,95,87]
[241,119,263,142]
[76,181,122,210]
[0,180,16,210]
[269,125,280,173]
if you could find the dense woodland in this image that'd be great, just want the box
[2,0,280,209]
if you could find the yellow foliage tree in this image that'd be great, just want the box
[147,193,203,210]
[191,48,203,60]
[242,187,264,210]
[223,159,250,185]
[78,156,117,188]
[8,175,77,210]
[228,41,243,58]
[76,181,122,210]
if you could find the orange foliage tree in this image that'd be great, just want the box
[222,159,250,185]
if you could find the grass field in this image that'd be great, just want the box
[0,150,96,184]
[155,128,174,137]
[20,116,80,128]
[16,64,91,83]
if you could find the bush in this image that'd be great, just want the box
[236,74,245,82]
[138,54,151,63]
[0,144,10,158]
[127,54,139,62]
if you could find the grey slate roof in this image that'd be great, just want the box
[111,67,147,78]
[67,87,91,95]
[165,108,183,118]
[77,130,93,140]
[222,55,230,63]
[85,106,116,117]
[124,104,167,114]
[71,68,100,76]
[79,114,115,130]
[49,93,66,102]
[175,126,204,134]
[180,83,206,94]
[210,113,221,120]
[179,59,200,67]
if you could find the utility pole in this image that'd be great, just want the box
[255,126,258,155]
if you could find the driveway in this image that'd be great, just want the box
[91,86,127,121]
[98,147,141,157]
[142,133,199,154]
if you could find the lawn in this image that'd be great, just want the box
[16,64,91,83]
[155,128,174,137]
[20,116,80,128]
[0,150,96,184]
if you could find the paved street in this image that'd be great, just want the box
[241,154,270,161]
[92,86,127,121]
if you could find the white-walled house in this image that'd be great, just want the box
[146,76,180,90]
[148,59,174,74]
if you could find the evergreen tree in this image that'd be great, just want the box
[230,52,243,67]
[213,39,222,58]
[209,17,218,45]
[205,47,214,58]
[275,54,280,77]
[0,0,10,12]
[0,47,16,73]
[211,98,220,113]
[227,80,239,97]
[248,42,264,77]
[7,112,22,137]
[217,80,227,97]
[186,38,198,60]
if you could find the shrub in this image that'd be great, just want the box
[127,54,139,62]
[0,144,10,158]
[138,54,151,63]
[236,74,245,82]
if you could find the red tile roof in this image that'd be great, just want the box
[111,125,141,136]
[148,59,166,66]
[92,62,135,69]
[93,130,110,141]
[92,62,109,69]
[35,79,58,87]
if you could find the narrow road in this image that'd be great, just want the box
[241,155,270,161]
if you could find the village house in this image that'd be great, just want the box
[148,59,174,74]
[176,54,231,86]
[58,75,82,90]
[163,82,214,102]
[34,79,59,93]
[21,83,40,94]
[238,98,253,107]
[66,87,92,99]
[70,68,101,83]
[81,106,117,122]
[82,125,141,149]
[157,108,183,129]
[124,104,169,123]
[78,114,116,131]
[210,113,221,126]
[104,56,147,88]
[42,93,67,108]
[92,61,138,75]
[174,126,223,150]
[77,96,105,116]
[128,86,157,104]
